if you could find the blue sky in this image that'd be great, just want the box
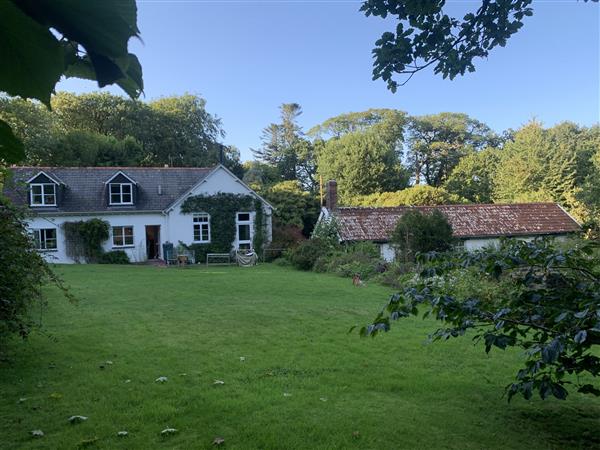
[57,0,600,161]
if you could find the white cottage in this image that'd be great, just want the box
[318,180,581,262]
[3,165,273,263]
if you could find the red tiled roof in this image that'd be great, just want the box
[332,203,581,242]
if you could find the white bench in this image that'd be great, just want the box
[206,253,231,266]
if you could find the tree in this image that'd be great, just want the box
[0,0,143,162]
[262,180,320,236]
[406,112,498,186]
[348,184,465,207]
[492,121,580,207]
[361,0,598,91]
[253,103,317,190]
[315,109,409,201]
[444,147,501,203]
[360,238,600,400]
[390,209,454,262]
[0,92,237,168]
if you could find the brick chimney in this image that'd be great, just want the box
[326,180,338,210]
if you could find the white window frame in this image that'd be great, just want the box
[112,226,134,248]
[193,213,211,243]
[236,212,253,250]
[30,183,56,207]
[33,228,57,251]
[109,183,133,205]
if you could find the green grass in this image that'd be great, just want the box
[1,264,598,449]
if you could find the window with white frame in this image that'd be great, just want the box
[112,226,134,247]
[109,183,133,205]
[193,213,211,242]
[236,212,252,250]
[33,228,57,250]
[30,183,56,206]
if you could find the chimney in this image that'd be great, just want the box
[326,180,338,210]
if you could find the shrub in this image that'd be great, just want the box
[310,217,340,251]
[312,242,385,280]
[391,209,454,262]
[99,250,130,264]
[264,225,305,261]
[288,239,328,271]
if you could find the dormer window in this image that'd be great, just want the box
[27,171,63,207]
[30,183,56,206]
[105,171,137,206]
[109,183,133,205]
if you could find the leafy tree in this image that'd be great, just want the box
[493,122,599,220]
[242,161,281,189]
[253,103,317,190]
[263,181,320,236]
[0,0,143,162]
[391,209,454,262]
[315,109,409,201]
[406,113,498,186]
[360,238,600,400]
[348,184,465,207]
[361,0,598,91]
[444,147,501,203]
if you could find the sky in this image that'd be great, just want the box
[57,0,600,161]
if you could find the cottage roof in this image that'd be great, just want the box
[332,203,581,242]
[4,166,214,213]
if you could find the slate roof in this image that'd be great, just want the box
[3,166,214,213]
[332,203,581,242]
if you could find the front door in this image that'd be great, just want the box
[145,225,161,259]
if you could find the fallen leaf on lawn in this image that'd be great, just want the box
[155,376,168,383]
[352,431,360,439]
[117,431,128,437]
[18,397,28,403]
[283,392,292,397]
[105,360,113,365]
[213,380,225,385]
[239,356,246,361]
[68,415,88,424]
[319,397,327,402]
[49,392,63,400]
[180,373,187,376]
[213,436,225,446]
[124,379,131,383]
[161,427,178,435]
[30,429,44,437]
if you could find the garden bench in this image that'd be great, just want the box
[206,253,231,266]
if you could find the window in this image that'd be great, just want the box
[109,183,133,205]
[236,212,252,250]
[193,213,210,242]
[30,183,56,206]
[112,226,134,247]
[33,228,57,250]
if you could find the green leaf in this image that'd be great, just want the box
[15,0,139,59]
[0,1,63,105]
[0,119,26,163]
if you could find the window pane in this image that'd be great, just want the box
[238,213,250,222]
[124,227,133,237]
[238,224,250,241]
[122,193,132,203]
[111,194,121,204]
[239,243,251,250]
[110,184,120,194]
[113,235,124,246]
[122,184,131,194]
[33,230,41,249]
[44,194,55,204]
[124,235,133,246]
[201,224,209,241]
[32,185,42,195]
[31,193,43,204]
[193,225,201,241]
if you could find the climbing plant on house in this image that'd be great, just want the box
[63,219,109,263]
[181,194,266,261]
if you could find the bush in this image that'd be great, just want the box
[288,239,329,271]
[391,209,454,262]
[99,250,130,264]
[313,242,385,280]
[264,225,305,261]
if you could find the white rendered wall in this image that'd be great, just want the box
[380,243,396,262]
[27,213,165,264]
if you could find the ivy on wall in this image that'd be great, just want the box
[63,219,109,263]
[181,193,267,261]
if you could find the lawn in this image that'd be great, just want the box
[0,264,598,450]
